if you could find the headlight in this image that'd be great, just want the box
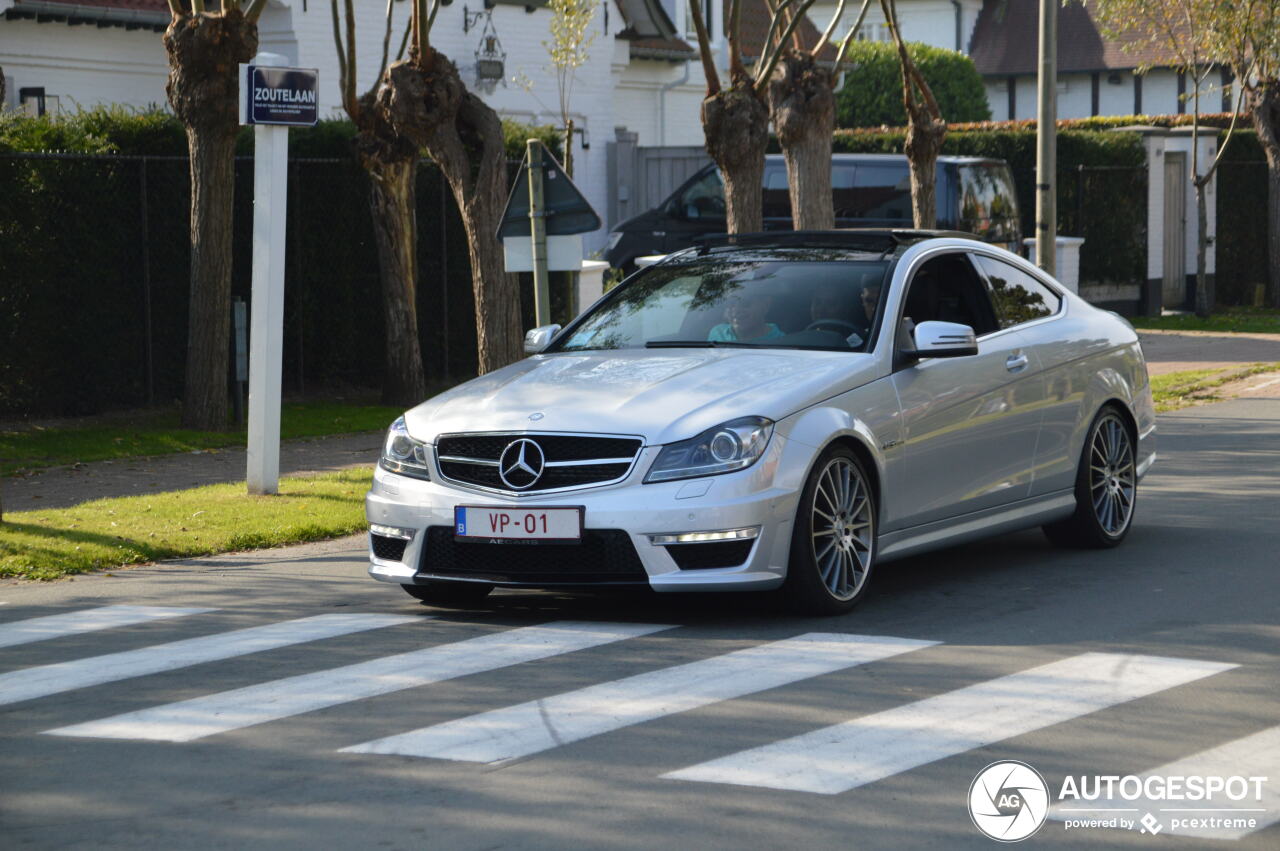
[379,416,431,480]
[645,417,773,483]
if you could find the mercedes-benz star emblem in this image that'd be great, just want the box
[498,438,545,490]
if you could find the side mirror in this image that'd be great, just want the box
[904,320,978,359]
[523,324,562,354]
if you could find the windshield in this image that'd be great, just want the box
[550,254,891,353]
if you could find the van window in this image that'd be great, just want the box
[852,163,912,220]
[959,165,1019,242]
[762,164,790,219]
[677,170,726,222]
[832,163,857,218]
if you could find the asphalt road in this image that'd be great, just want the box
[2,399,1278,850]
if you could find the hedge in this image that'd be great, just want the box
[836,42,990,128]
[0,106,562,161]
[0,109,565,417]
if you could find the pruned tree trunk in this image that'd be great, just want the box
[768,52,837,230]
[702,85,770,233]
[1249,82,1280,309]
[164,11,257,430]
[905,117,946,228]
[379,54,522,373]
[362,152,429,404]
[1193,178,1213,317]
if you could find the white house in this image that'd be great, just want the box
[0,0,718,249]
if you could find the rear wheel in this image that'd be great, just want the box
[401,581,494,606]
[784,446,877,615]
[1043,406,1137,549]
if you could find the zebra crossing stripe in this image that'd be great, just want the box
[1050,724,1280,840]
[342,633,937,763]
[45,621,672,742]
[0,605,213,650]
[664,652,1236,795]
[0,613,416,707]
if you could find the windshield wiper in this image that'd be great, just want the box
[644,340,756,348]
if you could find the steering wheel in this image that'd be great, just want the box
[804,319,861,335]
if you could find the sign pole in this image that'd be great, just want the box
[246,52,290,495]
[527,139,551,327]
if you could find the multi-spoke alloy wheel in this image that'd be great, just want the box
[1044,406,1137,549]
[1089,413,1136,535]
[786,446,877,614]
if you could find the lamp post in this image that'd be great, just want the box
[1035,0,1057,275]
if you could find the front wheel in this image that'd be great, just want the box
[401,581,494,606]
[784,446,878,615]
[1043,406,1137,549]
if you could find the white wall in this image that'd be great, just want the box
[0,18,168,112]
[807,0,983,53]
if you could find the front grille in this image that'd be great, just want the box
[418,527,648,585]
[370,533,408,562]
[666,540,756,570]
[435,432,643,493]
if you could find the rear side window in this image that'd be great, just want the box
[852,163,911,220]
[959,165,1020,242]
[974,256,1061,329]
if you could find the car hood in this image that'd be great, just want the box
[404,348,879,446]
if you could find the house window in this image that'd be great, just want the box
[856,23,893,42]
[19,87,58,117]
[682,0,712,39]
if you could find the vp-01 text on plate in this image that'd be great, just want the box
[455,506,584,543]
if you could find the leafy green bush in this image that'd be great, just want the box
[836,41,991,128]
[502,119,563,161]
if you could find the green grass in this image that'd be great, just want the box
[0,470,371,580]
[1150,362,1280,412]
[1,401,404,476]
[1130,307,1280,335]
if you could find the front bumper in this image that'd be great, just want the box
[364,439,800,592]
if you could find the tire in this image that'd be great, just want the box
[1043,406,1137,549]
[401,581,494,606]
[783,445,878,615]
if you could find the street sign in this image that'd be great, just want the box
[239,65,319,127]
[498,144,601,238]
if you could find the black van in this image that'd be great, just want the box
[603,153,1021,270]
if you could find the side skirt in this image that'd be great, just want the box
[878,490,1076,562]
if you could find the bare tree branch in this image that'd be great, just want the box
[379,0,395,79]
[830,0,873,73]
[166,0,183,17]
[754,0,817,91]
[244,0,269,22]
[687,0,721,94]
[191,0,205,13]
[396,11,413,60]
[813,0,849,57]
[330,0,349,104]
[343,0,359,116]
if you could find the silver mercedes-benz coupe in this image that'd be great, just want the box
[366,231,1155,614]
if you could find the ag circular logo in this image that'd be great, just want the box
[968,761,1050,842]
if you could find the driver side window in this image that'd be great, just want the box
[898,254,1000,348]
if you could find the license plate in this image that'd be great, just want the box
[454,506,583,543]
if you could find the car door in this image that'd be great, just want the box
[972,254,1081,496]
[887,252,1047,530]
[659,168,726,253]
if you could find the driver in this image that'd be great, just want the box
[808,282,875,347]
[708,291,785,342]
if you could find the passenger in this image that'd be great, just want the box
[708,291,785,342]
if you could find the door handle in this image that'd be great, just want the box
[1006,353,1029,372]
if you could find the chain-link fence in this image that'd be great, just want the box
[0,153,491,417]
